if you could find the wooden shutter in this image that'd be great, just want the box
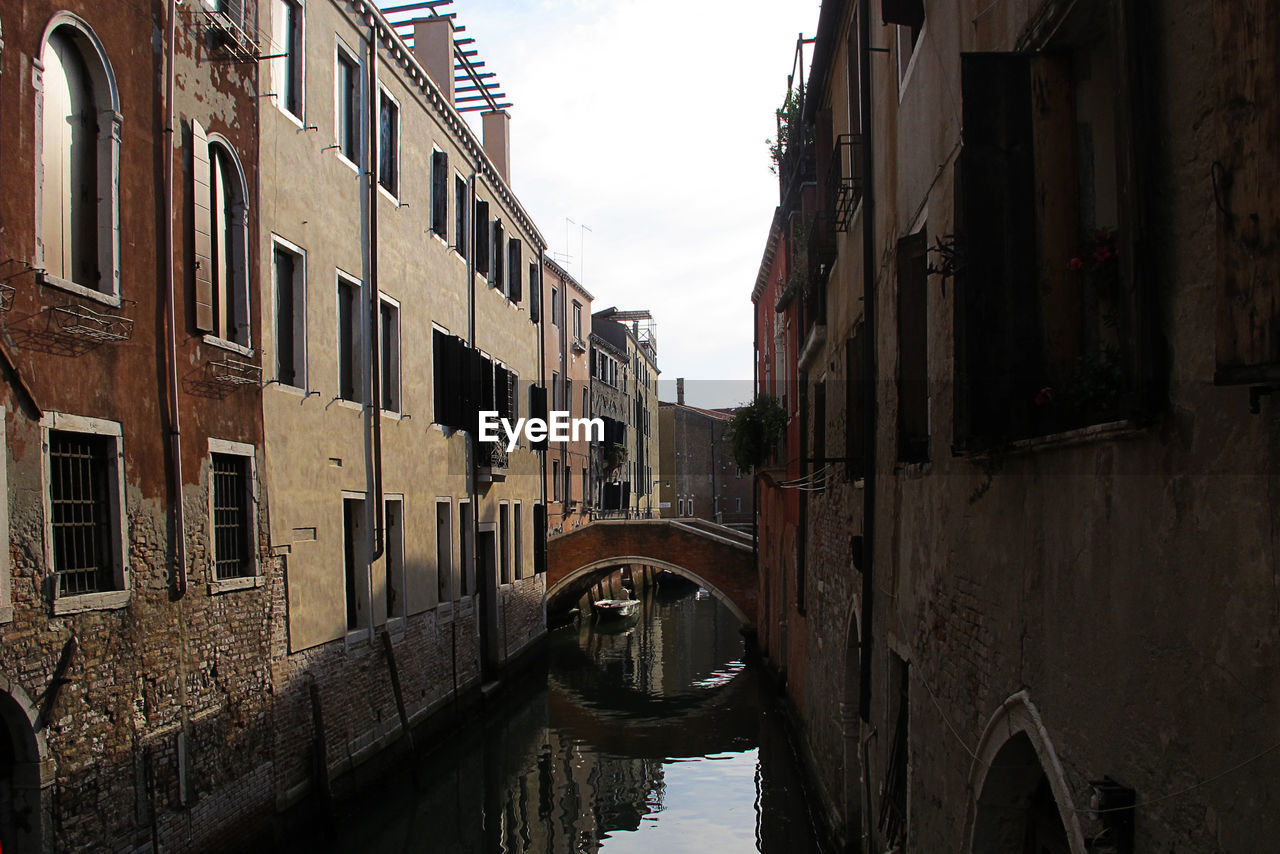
[529,262,540,322]
[530,386,548,450]
[492,221,505,288]
[433,329,448,424]
[431,150,448,236]
[896,229,929,462]
[508,240,523,303]
[192,119,215,333]
[1212,0,1280,382]
[474,201,490,275]
[955,53,1037,447]
[882,0,923,28]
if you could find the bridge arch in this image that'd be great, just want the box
[548,557,751,626]
[546,520,756,626]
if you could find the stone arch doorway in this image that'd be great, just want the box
[966,691,1086,854]
[0,685,45,854]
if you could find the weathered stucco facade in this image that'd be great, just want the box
[754,1,1280,852]
[541,256,592,533]
[257,0,548,808]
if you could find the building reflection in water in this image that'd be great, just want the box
[282,582,822,853]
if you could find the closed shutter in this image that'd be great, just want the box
[474,200,490,275]
[432,150,448,236]
[955,52,1036,447]
[492,221,505,288]
[529,386,548,450]
[529,262,540,323]
[192,119,215,332]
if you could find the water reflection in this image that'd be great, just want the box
[281,583,822,853]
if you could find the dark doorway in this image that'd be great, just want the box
[0,698,41,854]
[972,732,1071,854]
[477,529,499,676]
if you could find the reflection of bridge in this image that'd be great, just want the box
[546,520,756,625]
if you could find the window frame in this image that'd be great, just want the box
[498,501,511,585]
[435,497,453,605]
[430,148,449,239]
[271,235,308,391]
[333,38,361,170]
[41,412,129,614]
[35,16,123,306]
[341,492,371,639]
[336,270,365,405]
[274,0,305,124]
[378,292,402,414]
[384,494,406,628]
[512,501,523,580]
[202,134,253,353]
[377,85,401,200]
[207,438,261,591]
[454,173,469,259]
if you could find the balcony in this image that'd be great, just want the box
[828,134,864,232]
[477,443,509,483]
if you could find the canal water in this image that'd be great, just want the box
[282,582,825,853]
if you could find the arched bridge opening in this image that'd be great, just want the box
[546,520,756,627]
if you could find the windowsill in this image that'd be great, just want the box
[0,605,12,624]
[335,150,361,174]
[337,398,365,412]
[344,627,372,648]
[274,100,305,129]
[960,419,1144,459]
[893,459,931,477]
[437,600,454,624]
[384,616,406,638]
[53,589,130,615]
[202,334,255,358]
[208,575,263,595]
[380,408,404,420]
[430,230,449,248]
[378,184,400,206]
[38,273,121,308]
[270,382,310,397]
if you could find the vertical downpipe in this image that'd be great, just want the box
[163,0,186,596]
[368,22,384,563]
[857,0,878,851]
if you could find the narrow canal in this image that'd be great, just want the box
[281,580,825,853]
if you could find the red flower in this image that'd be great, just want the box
[1068,257,1084,271]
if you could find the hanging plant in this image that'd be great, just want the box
[728,394,788,471]
[767,88,806,175]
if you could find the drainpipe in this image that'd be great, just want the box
[857,0,878,850]
[367,23,384,562]
[163,0,186,596]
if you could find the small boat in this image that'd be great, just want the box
[592,598,640,619]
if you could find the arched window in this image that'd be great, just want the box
[37,17,120,300]
[192,121,250,347]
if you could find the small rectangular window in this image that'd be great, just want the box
[436,499,452,603]
[532,504,546,574]
[379,296,401,413]
[385,497,405,621]
[337,275,361,403]
[431,150,449,237]
[529,261,539,322]
[211,451,253,580]
[49,431,120,596]
[335,47,359,162]
[508,240,523,303]
[550,288,560,327]
[378,90,399,196]
[273,240,306,388]
[552,460,561,502]
[573,302,582,340]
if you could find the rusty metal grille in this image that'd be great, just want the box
[49,431,115,596]
[212,453,251,579]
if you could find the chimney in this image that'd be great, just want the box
[677,378,685,406]
[412,17,454,104]
[482,109,511,184]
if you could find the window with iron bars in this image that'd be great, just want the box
[49,431,118,596]
[212,453,253,579]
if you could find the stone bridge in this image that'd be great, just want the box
[546,519,756,626]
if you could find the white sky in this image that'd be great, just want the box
[381,1,820,408]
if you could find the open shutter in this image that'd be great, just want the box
[492,221,505,289]
[192,119,215,333]
[955,53,1036,447]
